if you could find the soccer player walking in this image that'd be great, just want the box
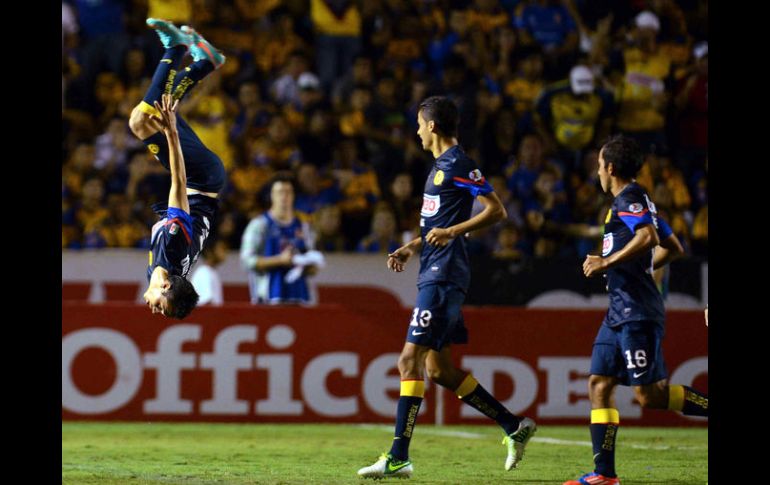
[564,135,708,485]
[357,97,537,479]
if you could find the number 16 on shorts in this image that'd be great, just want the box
[625,349,651,383]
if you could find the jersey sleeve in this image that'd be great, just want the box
[452,163,494,197]
[240,216,268,271]
[165,207,193,244]
[617,192,655,233]
[656,216,673,240]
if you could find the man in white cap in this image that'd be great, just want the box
[297,72,324,109]
[611,10,671,155]
[291,71,328,127]
[534,64,615,172]
[634,10,660,32]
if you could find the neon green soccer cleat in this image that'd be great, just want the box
[357,453,413,479]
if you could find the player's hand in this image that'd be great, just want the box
[583,255,608,277]
[152,94,179,135]
[704,306,708,327]
[387,246,414,272]
[425,227,454,247]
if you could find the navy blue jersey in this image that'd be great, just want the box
[147,195,218,281]
[418,145,493,291]
[601,183,665,327]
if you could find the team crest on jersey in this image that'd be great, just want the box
[433,170,445,186]
[468,169,484,182]
[602,233,614,256]
[605,208,612,224]
[628,203,644,213]
[148,144,160,154]
[169,223,179,235]
[421,194,441,217]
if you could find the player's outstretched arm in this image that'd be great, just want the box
[387,237,421,272]
[152,94,189,214]
[584,223,659,277]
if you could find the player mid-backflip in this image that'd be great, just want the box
[128,19,226,318]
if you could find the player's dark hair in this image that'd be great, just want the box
[418,96,459,138]
[165,275,199,319]
[601,134,644,180]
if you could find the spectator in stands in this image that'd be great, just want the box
[283,72,326,131]
[312,205,347,252]
[310,0,362,91]
[298,108,338,169]
[271,50,312,106]
[332,137,381,246]
[294,162,343,221]
[339,84,373,137]
[534,65,615,172]
[504,47,546,120]
[332,55,374,109]
[255,9,306,77]
[480,107,518,177]
[505,133,558,209]
[385,172,421,243]
[249,114,303,171]
[674,41,708,173]
[79,178,110,248]
[514,0,579,81]
[356,203,401,254]
[240,174,318,304]
[102,194,149,248]
[229,81,273,157]
[94,117,144,172]
[611,11,672,155]
[492,221,526,262]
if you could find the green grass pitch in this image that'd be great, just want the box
[63,422,707,484]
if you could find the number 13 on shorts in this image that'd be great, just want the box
[410,307,433,327]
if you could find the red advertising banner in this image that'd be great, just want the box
[62,303,707,426]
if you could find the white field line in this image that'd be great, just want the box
[353,424,706,451]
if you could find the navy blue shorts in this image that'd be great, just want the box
[405,283,468,351]
[590,320,668,386]
[142,115,226,194]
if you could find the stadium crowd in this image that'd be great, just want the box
[62,0,708,262]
